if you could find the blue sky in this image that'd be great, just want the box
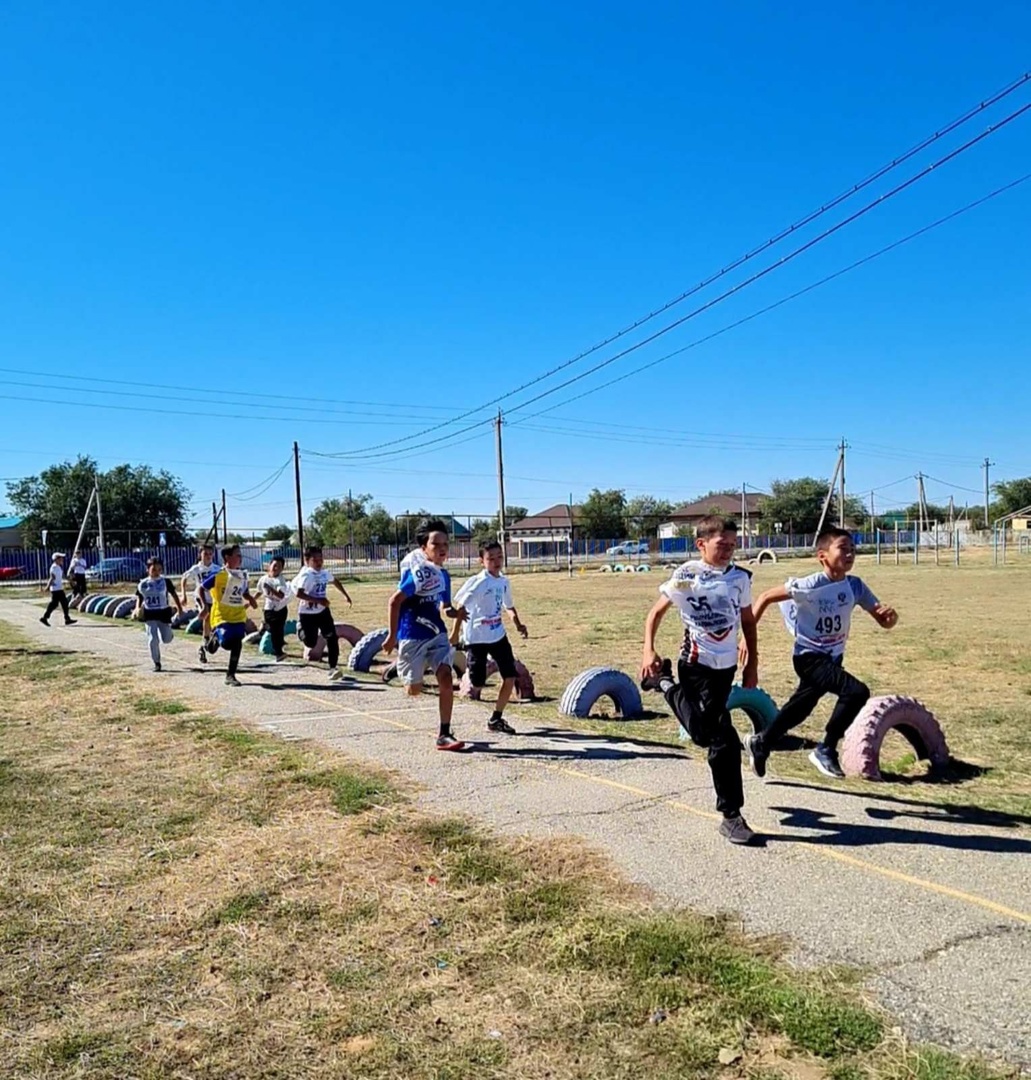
[1,1,1029,531]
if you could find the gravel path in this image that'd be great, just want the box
[6,600,1030,1068]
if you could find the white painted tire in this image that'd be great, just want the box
[559,667,642,720]
[347,628,390,672]
[840,695,949,780]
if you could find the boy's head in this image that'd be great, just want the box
[269,557,284,575]
[815,526,855,576]
[146,557,163,577]
[416,519,449,567]
[694,516,738,567]
[222,544,242,568]
[199,544,214,564]
[73,549,81,558]
[479,540,503,575]
[304,545,324,570]
[52,552,65,564]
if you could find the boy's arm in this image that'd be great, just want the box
[854,578,898,628]
[738,605,759,687]
[384,590,405,652]
[641,595,672,679]
[752,585,791,622]
[448,608,466,647]
[167,580,183,615]
[507,605,528,638]
[331,577,352,605]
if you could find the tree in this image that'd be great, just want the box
[309,493,394,546]
[469,507,528,545]
[6,455,191,547]
[992,478,1031,519]
[625,495,674,537]
[578,488,628,539]
[264,524,294,543]
[757,478,865,533]
[898,502,952,526]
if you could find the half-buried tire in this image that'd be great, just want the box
[112,598,136,619]
[840,695,949,780]
[171,608,197,629]
[459,659,536,701]
[347,628,389,672]
[727,685,778,734]
[559,667,642,720]
[85,595,110,614]
[102,597,124,617]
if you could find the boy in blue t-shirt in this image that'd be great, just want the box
[744,526,898,779]
[383,519,465,751]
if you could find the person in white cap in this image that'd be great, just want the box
[40,553,76,627]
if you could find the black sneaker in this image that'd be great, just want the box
[382,661,398,684]
[435,732,466,752]
[40,617,50,626]
[225,674,241,687]
[275,653,287,663]
[744,734,768,779]
[809,744,845,779]
[153,661,162,672]
[718,814,757,845]
[640,657,673,692]
[64,618,77,625]
[487,716,517,735]
[197,644,208,665]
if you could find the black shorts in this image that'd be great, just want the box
[466,636,517,687]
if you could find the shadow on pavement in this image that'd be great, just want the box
[252,681,385,693]
[527,725,685,752]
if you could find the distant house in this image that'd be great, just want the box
[658,494,765,539]
[508,503,579,557]
[0,515,25,548]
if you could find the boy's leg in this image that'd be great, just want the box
[487,637,518,733]
[436,663,454,729]
[269,608,287,657]
[42,592,61,623]
[754,654,827,751]
[819,663,870,750]
[397,639,425,696]
[226,639,242,679]
[146,622,161,666]
[318,609,340,672]
[58,591,72,621]
[429,636,463,750]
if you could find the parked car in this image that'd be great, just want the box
[85,557,148,583]
[606,540,649,556]
[0,566,23,581]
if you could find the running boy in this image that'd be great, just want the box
[383,520,464,751]
[640,517,758,845]
[292,546,352,681]
[40,553,76,627]
[68,549,88,599]
[135,557,184,672]
[182,544,217,664]
[743,525,898,780]
[200,544,258,686]
[257,556,291,661]
[452,540,528,734]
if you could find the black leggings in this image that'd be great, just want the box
[44,590,70,621]
[665,661,743,817]
[300,608,339,668]
[72,574,87,599]
[206,632,243,676]
[758,652,870,752]
[262,607,288,656]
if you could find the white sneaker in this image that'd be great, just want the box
[328,667,344,681]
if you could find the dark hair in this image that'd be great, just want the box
[200,544,214,554]
[416,518,450,549]
[816,525,853,550]
[269,555,284,566]
[146,557,163,569]
[479,540,502,558]
[221,544,240,561]
[304,545,323,560]
[696,516,738,539]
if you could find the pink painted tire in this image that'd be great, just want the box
[336,623,364,647]
[300,623,365,662]
[459,658,536,701]
[840,695,949,780]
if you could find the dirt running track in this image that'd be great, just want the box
[5,599,1029,1069]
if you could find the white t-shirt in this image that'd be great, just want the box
[48,563,65,591]
[185,560,216,597]
[291,566,335,615]
[257,572,291,612]
[659,560,752,670]
[454,569,514,644]
[779,572,878,658]
[69,557,87,575]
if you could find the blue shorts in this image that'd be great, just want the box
[214,622,246,646]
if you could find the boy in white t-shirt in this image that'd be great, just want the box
[257,556,291,661]
[453,540,528,734]
[134,557,184,672]
[292,546,352,681]
[181,544,217,664]
[640,516,758,845]
[40,553,76,627]
[744,526,898,780]
[68,549,88,599]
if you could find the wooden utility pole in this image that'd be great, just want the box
[94,476,106,559]
[495,410,507,565]
[814,445,843,545]
[293,442,305,553]
[982,456,993,529]
[221,489,228,544]
[838,437,847,527]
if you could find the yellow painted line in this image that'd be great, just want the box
[291,688,419,732]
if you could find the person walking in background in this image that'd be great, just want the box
[40,553,76,627]
[68,549,88,600]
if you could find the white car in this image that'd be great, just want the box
[606,540,649,556]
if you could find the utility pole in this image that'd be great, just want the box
[293,441,305,554]
[869,490,875,533]
[73,487,97,559]
[221,489,227,544]
[740,483,748,548]
[982,457,993,530]
[94,476,106,559]
[814,444,843,545]
[838,437,847,528]
[948,495,955,530]
[495,410,507,565]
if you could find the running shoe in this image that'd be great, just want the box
[40,617,50,626]
[809,744,845,779]
[744,734,768,779]
[640,657,673,692]
[328,667,344,681]
[487,716,517,735]
[435,732,466,752]
[64,618,77,625]
[718,814,757,845]
[153,662,162,672]
[224,674,241,687]
[197,644,208,664]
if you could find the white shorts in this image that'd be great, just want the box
[397,633,452,686]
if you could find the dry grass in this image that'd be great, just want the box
[0,621,1017,1080]
[335,551,1031,818]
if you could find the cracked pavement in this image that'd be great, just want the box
[5,599,1029,1068]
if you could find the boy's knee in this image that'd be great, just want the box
[850,680,871,705]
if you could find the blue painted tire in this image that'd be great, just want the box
[113,598,136,619]
[347,628,389,672]
[170,608,197,630]
[102,597,123,617]
[559,666,643,720]
[86,595,110,614]
[284,618,297,636]
[185,616,203,635]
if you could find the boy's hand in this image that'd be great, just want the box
[640,649,662,681]
[737,639,750,668]
[515,621,528,639]
[741,659,759,689]
[873,604,898,629]
[383,634,397,655]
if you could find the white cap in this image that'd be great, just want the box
[53,552,66,560]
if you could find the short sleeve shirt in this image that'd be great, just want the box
[201,567,250,627]
[454,570,513,644]
[291,567,335,616]
[397,563,451,641]
[185,560,216,595]
[780,572,878,658]
[659,560,752,670]
[257,573,291,612]
[69,557,87,575]
[136,576,178,620]
[48,564,65,591]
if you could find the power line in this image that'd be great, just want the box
[324,73,1031,458]
[509,170,1031,425]
[921,473,985,495]
[226,459,292,501]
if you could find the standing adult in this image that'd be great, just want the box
[40,553,76,627]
